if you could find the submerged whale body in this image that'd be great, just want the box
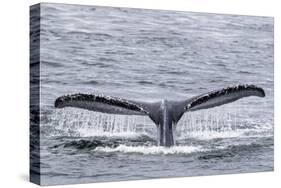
[55,84,265,147]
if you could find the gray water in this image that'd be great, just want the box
[36,3,273,185]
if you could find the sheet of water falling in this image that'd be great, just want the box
[41,101,272,146]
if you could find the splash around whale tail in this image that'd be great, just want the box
[55,84,265,125]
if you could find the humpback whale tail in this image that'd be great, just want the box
[55,84,265,147]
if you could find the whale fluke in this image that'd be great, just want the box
[55,93,150,116]
[183,84,265,112]
[54,84,265,147]
[55,93,162,125]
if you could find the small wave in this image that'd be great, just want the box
[61,139,118,150]
[137,80,154,85]
[83,80,99,85]
[98,57,117,62]
[95,145,205,155]
[93,33,113,38]
[52,133,156,150]
[198,152,234,160]
[238,70,255,75]
[41,60,63,68]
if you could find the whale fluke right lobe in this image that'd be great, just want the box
[183,84,265,112]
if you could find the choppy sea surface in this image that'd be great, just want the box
[35,3,273,185]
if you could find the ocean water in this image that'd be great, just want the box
[34,3,273,185]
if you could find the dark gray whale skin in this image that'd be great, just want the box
[55,84,265,147]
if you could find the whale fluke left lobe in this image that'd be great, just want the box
[54,93,149,116]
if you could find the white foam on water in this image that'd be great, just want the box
[95,145,206,155]
[77,131,145,139]
[177,129,247,140]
